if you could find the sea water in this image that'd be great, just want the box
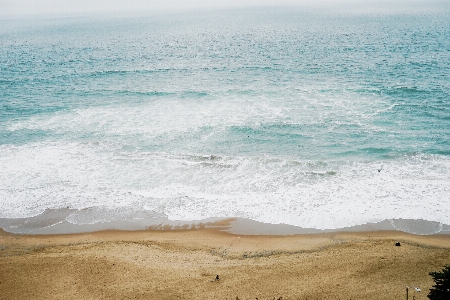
[1,8,449,233]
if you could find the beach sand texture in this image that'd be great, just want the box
[1,223,450,300]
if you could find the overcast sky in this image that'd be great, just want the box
[1,0,448,17]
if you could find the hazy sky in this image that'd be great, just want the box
[0,0,448,17]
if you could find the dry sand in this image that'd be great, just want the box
[1,220,450,300]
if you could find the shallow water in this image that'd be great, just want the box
[1,8,449,232]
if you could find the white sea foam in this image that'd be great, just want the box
[1,139,449,229]
[7,88,384,139]
[1,92,448,229]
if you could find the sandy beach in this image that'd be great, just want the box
[1,220,450,300]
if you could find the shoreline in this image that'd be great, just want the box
[1,208,450,236]
[2,224,450,299]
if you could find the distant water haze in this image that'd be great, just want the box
[1,0,448,17]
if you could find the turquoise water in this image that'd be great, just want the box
[1,8,449,231]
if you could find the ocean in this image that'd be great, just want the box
[1,7,449,234]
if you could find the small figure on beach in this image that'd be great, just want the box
[395,242,401,246]
[215,275,220,281]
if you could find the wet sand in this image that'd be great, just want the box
[1,222,450,299]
